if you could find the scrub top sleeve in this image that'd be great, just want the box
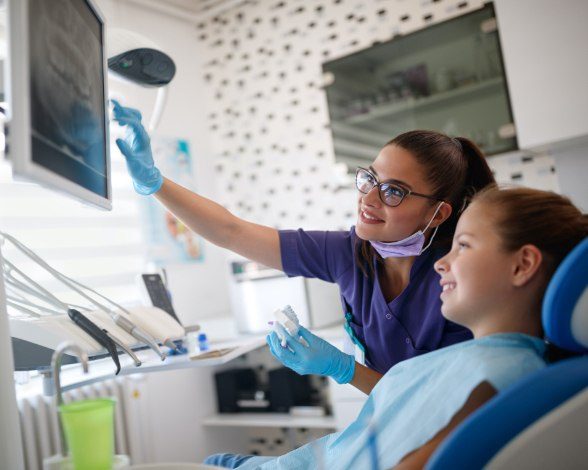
[278,229,354,283]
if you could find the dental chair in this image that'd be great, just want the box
[426,237,588,470]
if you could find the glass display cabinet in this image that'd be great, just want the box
[323,3,516,171]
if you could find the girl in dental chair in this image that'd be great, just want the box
[206,186,588,469]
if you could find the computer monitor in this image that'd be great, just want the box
[5,0,112,210]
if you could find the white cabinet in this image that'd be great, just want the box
[227,259,342,334]
[494,0,588,150]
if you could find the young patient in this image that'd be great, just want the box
[206,186,587,469]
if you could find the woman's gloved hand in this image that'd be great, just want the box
[111,100,163,195]
[267,324,355,384]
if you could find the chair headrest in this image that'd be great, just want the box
[543,237,588,353]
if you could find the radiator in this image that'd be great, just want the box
[18,375,151,470]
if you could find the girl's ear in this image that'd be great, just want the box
[431,202,453,228]
[512,244,543,287]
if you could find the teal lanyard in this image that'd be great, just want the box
[344,312,366,354]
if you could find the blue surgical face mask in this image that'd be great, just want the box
[369,202,445,258]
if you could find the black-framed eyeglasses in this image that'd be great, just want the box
[356,167,441,207]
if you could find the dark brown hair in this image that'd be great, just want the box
[472,185,588,279]
[355,130,495,277]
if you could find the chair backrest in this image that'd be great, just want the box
[426,237,588,470]
[542,237,588,353]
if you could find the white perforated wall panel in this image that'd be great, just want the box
[197,0,559,230]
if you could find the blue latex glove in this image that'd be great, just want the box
[111,100,163,195]
[267,324,355,384]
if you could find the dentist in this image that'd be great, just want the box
[113,101,494,394]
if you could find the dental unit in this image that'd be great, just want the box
[1,232,185,372]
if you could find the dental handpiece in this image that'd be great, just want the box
[68,309,121,375]
[113,313,167,361]
[162,337,179,351]
[104,330,142,367]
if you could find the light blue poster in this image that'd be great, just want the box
[140,137,203,265]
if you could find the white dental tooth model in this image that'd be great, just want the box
[272,305,310,348]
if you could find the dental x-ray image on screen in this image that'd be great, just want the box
[6,0,111,209]
[29,0,107,197]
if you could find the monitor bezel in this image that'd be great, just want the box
[6,0,112,210]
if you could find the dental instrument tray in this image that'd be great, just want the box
[0,232,185,371]
[10,305,184,369]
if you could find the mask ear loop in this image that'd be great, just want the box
[420,202,445,254]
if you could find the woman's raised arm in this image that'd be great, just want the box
[156,178,282,270]
[112,100,283,270]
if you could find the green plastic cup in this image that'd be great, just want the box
[59,398,115,470]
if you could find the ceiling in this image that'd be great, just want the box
[125,0,248,22]
[158,0,236,15]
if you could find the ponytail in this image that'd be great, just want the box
[440,136,495,240]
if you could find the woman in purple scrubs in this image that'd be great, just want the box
[113,102,494,394]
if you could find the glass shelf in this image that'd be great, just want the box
[345,77,505,125]
[323,3,518,165]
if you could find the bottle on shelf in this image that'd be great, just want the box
[198,333,209,352]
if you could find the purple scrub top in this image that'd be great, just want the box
[279,227,472,374]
